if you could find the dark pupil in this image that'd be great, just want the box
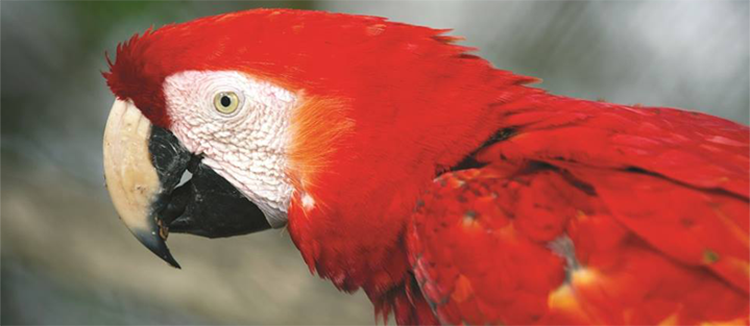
[220,95,232,107]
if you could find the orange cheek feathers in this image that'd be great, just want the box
[286,93,355,197]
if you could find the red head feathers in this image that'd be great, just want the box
[104,9,535,127]
[103,7,539,300]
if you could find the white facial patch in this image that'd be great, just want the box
[163,70,297,228]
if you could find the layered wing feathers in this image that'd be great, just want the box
[408,98,749,325]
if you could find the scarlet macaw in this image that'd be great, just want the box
[102,9,749,325]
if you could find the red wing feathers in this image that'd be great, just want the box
[487,95,748,197]
[408,98,749,325]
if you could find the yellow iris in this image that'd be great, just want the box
[213,91,240,114]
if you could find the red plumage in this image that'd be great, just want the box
[409,99,749,324]
[105,9,749,325]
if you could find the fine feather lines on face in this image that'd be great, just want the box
[286,94,355,193]
[163,70,297,228]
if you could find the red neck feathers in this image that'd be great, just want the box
[104,8,540,303]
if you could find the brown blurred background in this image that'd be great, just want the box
[1,1,748,324]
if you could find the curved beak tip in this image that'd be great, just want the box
[104,99,272,268]
[104,99,182,269]
[132,228,182,269]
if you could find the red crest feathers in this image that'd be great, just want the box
[103,27,173,126]
[102,9,388,127]
[103,9,530,128]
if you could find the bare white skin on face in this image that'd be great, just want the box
[162,70,297,228]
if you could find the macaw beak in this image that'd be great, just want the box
[102,99,271,268]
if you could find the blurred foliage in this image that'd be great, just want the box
[67,1,315,45]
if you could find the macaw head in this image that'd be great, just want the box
[103,9,533,284]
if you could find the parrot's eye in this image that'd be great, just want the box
[213,91,240,114]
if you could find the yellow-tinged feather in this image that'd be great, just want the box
[548,284,579,311]
[571,268,597,286]
[657,312,680,326]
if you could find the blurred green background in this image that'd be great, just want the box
[1,1,748,324]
